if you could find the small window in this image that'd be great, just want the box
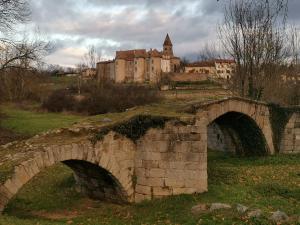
[152,67,154,72]
[135,61,137,64]
[152,59,154,63]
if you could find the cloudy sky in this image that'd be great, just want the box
[26,0,300,67]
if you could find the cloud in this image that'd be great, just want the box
[27,0,300,67]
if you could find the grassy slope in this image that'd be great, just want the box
[0,105,84,136]
[0,152,299,225]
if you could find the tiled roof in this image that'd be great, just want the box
[148,49,162,57]
[116,49,147,60]
[186,59,236,67]
[97,60,114,64]
[186,61,215,67]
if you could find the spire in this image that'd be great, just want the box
[163,33,173,46]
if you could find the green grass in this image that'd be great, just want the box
[1,151,299,225]
[0,104,84,136]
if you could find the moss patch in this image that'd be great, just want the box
[91,115,176,144]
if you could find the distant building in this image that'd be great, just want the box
[97,34,181,84]
[185,59,236,79]
[82,68,97,80]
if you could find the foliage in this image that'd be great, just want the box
[43,83,161,115]
[42,89,75,113]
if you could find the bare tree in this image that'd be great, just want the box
[0,0,30,32]
[0,0,52,102]
[198,43,223,61]
[83,45,101,69]
[219,0,289,100]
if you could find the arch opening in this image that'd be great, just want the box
[63,160,127,203]
[2,160,128,215]
[208,112,268,156]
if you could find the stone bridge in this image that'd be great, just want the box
[0,97,299,213]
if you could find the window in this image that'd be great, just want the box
[135,61,137,64]
[152,67,154,72]
[152,59,154,63]
[135,67,137,72]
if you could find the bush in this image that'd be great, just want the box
[43,83,161,115]
[42,89,75,112]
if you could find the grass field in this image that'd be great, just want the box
[0,88,299,224]
[0,104,84,136]
[0,151,299,225]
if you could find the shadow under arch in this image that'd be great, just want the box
[63,160,128,203]
[208,111,268,156]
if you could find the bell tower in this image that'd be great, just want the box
[163,33,174,57]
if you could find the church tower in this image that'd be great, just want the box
[163,33,174,57]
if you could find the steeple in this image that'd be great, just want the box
[163,33,173,46]
[163,33,174,57]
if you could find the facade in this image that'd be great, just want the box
[185,59,236,79]
[97,34,181,84]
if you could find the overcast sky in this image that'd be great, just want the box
[26,0,300,67]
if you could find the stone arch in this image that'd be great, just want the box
[197,99,275,155]
[0,132,136,213]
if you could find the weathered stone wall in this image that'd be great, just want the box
[280,112,300,154]
[134,121,207,202]
[207,122,236,152]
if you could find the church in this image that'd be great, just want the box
[97,34,181,83]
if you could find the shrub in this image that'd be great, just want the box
[42,89,75,112]
[77,84,161,115]
[43,83,161,115]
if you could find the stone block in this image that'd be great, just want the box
[14,165,30,185]
[99,153,110,169]
[147,168,166,178]
[145,152,162,161]
[169,162,186,169]
[164,178,185,188]
[33,152,45,169]
[142,160,159,169]
[135,185,152,195]
[135,193,151,202]
[4,179,18,195]
[152,187,172,196]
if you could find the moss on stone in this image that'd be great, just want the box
[91,115,177,144]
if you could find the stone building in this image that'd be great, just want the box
[97,34,181,84]
[185,59,236,79]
